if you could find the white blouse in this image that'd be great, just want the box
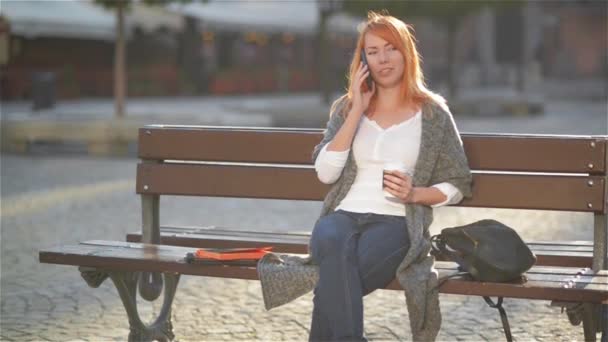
[315,110,463,216]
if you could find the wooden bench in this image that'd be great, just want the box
[127,227,595,268]
[40,125,608,341]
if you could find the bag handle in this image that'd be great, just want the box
[430,235,480,278]
[431,235,513,342]
[484,297,513,342]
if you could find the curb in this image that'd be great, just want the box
[450,100,545,117]
[1,99,546,156]
[1,119,141,156]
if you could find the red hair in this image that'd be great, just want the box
[332,11,446,118]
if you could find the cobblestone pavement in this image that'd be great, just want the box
[1,99,605,341]
[1,152,597,341]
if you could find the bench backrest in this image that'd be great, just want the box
[136,125,608,270]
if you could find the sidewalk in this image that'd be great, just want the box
[0,93,334,155]
[1,93,332,127]
[1,79,606,155]
[3,78,605,123]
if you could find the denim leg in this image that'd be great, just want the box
[309,291,332,341]
[357,215,410,296]
[309,211,366,342]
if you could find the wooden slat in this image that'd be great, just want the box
[461,173,605,212]
[158,226,311,238]
[388,278,608,302]
[125,228,594,267]
[396,262,608,301]
[39,240,608,303]
[534,255,593,268]
[434,263,605,276]
[138,127,321,165]
[463,135,607,174]
[40,241,260,280]
[152,227,595,247]
[138,127,608,174]
[525,246,592,252]
[126,231,310,254]
[136,163,606,212]
[137,163,326,201]
[527,241,594,246]
[503,274,607,285]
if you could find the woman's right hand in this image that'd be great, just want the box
[351,63,375,116]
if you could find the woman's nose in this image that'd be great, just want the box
[378,51,388,63]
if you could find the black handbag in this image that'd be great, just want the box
[431,219,537,342]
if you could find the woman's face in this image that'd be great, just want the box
[363,32,405,89]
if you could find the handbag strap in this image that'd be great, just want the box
[483,296,513,342]
[431,235,513,342]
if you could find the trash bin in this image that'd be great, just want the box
[31,71,56,110]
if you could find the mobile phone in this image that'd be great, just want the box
[360,49,373,89]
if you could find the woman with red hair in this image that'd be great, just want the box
[309,11,473,341]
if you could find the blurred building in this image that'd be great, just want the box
[1,0,604,100]
[1,0,116,99]
[540,1,607,78]
[168,1,359,95]
[1,0,360,100]
[1,0,184,100]
[414,1,606,91]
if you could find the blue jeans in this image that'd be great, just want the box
[308,209,411,342]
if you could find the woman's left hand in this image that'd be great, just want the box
[383,171,415,203]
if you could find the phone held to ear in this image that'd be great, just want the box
[360,49,373,90]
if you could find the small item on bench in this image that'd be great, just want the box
[185,247,273,266]
[431,219,537,342]
[431,219,536,282]
[257,253,319,310]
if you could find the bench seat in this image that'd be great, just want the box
[40,240,608,304]
[126,226,594,268]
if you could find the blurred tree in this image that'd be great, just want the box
[342,0,523,98]
[93,0,199,118]
[317,0,342,105]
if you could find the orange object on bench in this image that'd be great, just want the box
[191,247,273,261]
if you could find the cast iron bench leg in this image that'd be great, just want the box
[554,301,602,342]
[79,267,181,342]
[581,303,601,342]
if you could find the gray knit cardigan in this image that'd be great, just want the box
[258,96,473,341]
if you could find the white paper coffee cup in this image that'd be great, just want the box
[382,162,409,199]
